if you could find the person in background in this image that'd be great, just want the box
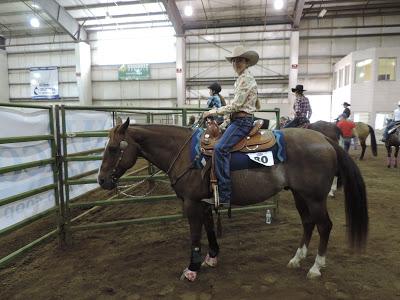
[188,115,196,126]
[342,102,351,118]
[202,45,260,207]
[206,82,225,124]
[335,102,351,122]
[381,101,400,142]
[336,114,357,152]
[284,84,312,128]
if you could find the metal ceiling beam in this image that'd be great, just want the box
[160,0,184,35]
[84,19,170,30]
[64,0,159,11]
[36,0,87,41]
[184,16,292,30]
[293,0,306,28]
[303,9,400,18]
[75,12,166,22]
[304,3,400,13]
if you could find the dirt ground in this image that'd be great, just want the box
[0,145,399,300]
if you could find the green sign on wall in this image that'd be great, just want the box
[118,64,150,80]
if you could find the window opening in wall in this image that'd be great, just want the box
[375,113,392,130]
[339,68,344,88]
[95,27,176,65]
[355,59,372,83]
[353,112,369,123]
[344,65,350,86]
[378,58,396,81]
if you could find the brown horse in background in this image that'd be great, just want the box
[354,122,378,160]
[98,118,368,281]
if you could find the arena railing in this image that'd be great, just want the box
[0,103,62,267]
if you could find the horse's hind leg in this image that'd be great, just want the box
[287,191,315,269]
[359,138,367,160]
[202,204,220,267]
[307,201,333,279]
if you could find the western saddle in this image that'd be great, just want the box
[200,119,276,156]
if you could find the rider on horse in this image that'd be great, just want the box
[284,84,312,128]
[382,101,400,142]
[202,45,260,207]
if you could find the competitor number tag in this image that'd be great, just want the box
[247,151,274,167]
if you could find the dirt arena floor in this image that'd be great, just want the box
[0,145,399,300]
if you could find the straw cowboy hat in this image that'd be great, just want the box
[291,84,306,93]
[225,46,259,66]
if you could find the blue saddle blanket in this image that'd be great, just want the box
[190,128,286,171]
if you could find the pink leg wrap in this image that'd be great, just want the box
[181,268,197,282]
[202,254,218,267]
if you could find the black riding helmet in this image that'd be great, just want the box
[208,82,221,94]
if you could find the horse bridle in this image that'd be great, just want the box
[110,140,129,184]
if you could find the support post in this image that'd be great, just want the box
[288,31,299,114]
[176,36,186,107]
[0,37,10,103]
[75,42,92,106]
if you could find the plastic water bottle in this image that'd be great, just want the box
[265,209,272,224]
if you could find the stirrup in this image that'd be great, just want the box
[201,198,215,205]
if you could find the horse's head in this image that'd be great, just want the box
[97,117,140,190]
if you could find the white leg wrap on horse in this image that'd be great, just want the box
[180,268,197,282]
[307,254,326,279]
[287,244,307,268]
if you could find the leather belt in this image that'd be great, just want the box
[231,111,253,119]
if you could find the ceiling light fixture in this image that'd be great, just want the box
[318,8,327,18]
[184,5,193,17]
[30,17,40,28]
[274,0,284,10]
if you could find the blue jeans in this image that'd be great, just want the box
[214,117,254,204]
[343,137,351,152]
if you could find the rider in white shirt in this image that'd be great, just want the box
[382,101,400,142]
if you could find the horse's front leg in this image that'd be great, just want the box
[386,145,392,168]
[394,146,399,168]
[180,199,204,282]
[202,204,219,268]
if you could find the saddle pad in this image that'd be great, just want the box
[191,129,286,171]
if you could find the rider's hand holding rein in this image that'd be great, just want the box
[203,109,218,119]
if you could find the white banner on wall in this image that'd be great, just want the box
[30,66,59,100]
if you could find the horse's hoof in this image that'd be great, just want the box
[180,268,197,282]
[202,254,218,268]
[287,259,300,269]
[328,191,335,198]
[307,267,322,279]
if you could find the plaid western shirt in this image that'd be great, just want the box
[294,94,312,119]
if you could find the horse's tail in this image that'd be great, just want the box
[326,138,369,250]
[367,125,378,156]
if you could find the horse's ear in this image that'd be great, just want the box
[116,117,123,126]
[119,117,130,133]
